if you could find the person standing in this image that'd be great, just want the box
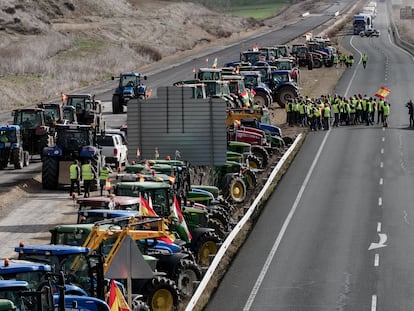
[406,99,414,127]
[69,160,81,196]
[323,103,331,130]
[377,99,384,124]
[362,54,368,69]
[99,164,112,196]
[81,159,96,198]
[383,101,390,127]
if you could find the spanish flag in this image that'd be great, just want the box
[375,86,390,99]
[108,280,131,311]
[61,92,68,102]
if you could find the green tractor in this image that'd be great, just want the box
[114,180,222,267]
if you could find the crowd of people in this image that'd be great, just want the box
[284,94,391,131]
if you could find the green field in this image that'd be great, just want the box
[229,1,289,19]
[167,0,290,20]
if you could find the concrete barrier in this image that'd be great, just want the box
[185,133,305,311]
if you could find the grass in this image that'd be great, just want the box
[229,1,289,19]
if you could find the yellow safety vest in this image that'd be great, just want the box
[70,164,78,180]
[100,167,110,180]
[82,164,94,181]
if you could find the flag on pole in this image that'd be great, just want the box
[171,195,192,242]
[374,86,390,99]
[61,92,68,102]
[252,43,258,51]
[169,175,176,185]
[108,280,131,311]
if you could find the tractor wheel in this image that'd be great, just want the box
[144,276,180,311]
[12,147,23,169]
[251,145,270,168]
[23,151,30,167]
[253,92,268,107]
[208,208,230,234]
[131,298,151,311]
[246,154,262,169]
[112,95,121,114]
[139,95,146,100]
[275,86,297,109]
[173,258,202,298]
[224,175,247,204]
[42,156,59,190]
[267,94,273,107]
[207,218,227,240]
[193,231,221,267]
[0,161,7,169]
[244,169,257,189]
[313,58,323,68]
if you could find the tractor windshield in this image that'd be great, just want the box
[43,106,60,124]
[0,129,16,143]
[121,76,138,87]
[14,111,42,129]
[56,127,92,150]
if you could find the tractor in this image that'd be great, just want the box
[42,124,104,190]
[12,107,52,158]
[111,73,149,114]
[267,69,300,108]
[0,125,30,169]
[64,94,103,131]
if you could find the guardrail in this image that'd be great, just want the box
[185,133,305,311]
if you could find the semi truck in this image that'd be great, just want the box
[353,14,372,35]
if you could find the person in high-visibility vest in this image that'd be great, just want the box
[382,101,390,127]
[99,164,112,196]
[69,160,81,196]
[362,54,368,69]
[81,159,96,198]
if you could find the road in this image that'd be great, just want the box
[205,2,414,311]
[0,0,358,303]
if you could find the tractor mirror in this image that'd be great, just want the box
[143,76,147,80]
[111,76,115,80]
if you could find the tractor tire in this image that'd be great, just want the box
[112,95,121,114]
[275,86,297,109]
[42,156,59,190]
[23,151,30,167]
[207,218,227,240]
[251,145,270,168]
[246,154,262,169]
[143,276,180,311]
[193,230,221,267]
[313,58,323,68]
[208,209,230,238]
[244,169,257,189]
[223,175,247,204]
[173,258,202,298]
[253,92,268,107]
[131,299,151,311]
[12,147,23,169]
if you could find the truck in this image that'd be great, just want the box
[353,14,372,35]
[111,73,149,114]
[0,125,30,169]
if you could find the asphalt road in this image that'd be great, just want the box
[205,2,414,311]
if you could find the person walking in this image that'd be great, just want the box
[81,159,96,198]
[362,54,368,69]
[406,99,414,127]
[383,101,390,127]
[69,160,81,196]
[99,164,112,196]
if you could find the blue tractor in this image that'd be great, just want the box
[0,259,110,311]
[42,124,104,190]
[0,125,30,169]
[111,73,148,114]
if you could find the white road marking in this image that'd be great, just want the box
[372,294,377,311]
[374,253,380,267]
[381,148,384,154]
[379,178,383,185]
[242,128,332,310]
[368,233,388,250]
[377,222,381,232]
[378,197,382,207]
[382,137,385,142]
[380,162,383,168]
